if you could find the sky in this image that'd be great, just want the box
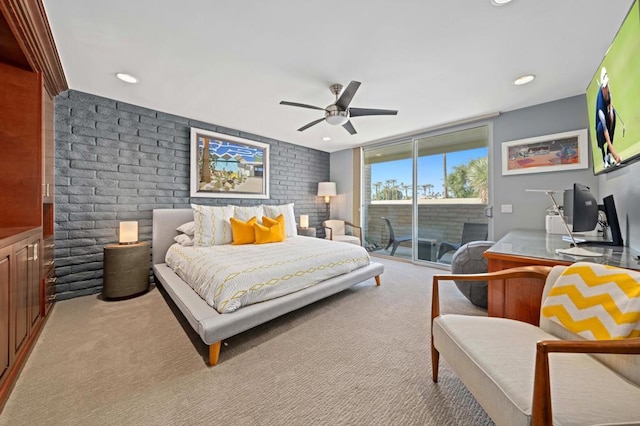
[371,147,487,197]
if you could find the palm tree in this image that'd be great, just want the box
[373,181,382,199]
[468,157,489,203]
[400,183,411,200]
[388,179,398,200]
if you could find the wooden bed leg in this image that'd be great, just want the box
[209,341,222,366]
[375,275,381,286]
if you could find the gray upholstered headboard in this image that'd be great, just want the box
[152,209,194,265]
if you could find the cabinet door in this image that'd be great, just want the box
[0,246,10,381]
[42,91,54,204]
[12,240,29,357]
[28,236,41,329]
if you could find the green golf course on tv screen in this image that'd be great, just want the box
[586,0,640,175]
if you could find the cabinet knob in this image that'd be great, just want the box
[46,277,57,284]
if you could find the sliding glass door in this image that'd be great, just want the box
[362,125,490,265]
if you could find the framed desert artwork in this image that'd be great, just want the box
[501,129,588,176]
[190,128,269,199]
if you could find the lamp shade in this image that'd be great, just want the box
[317,182,337,204]
[119,221,138,244]
[317,182,337,197]
[300,215,309,229]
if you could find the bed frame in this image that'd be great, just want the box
[152,208,384,366]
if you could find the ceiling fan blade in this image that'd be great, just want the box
[298,118,326,132]
[342,120,357,135]
[335,81,361,110]
[349,107,398,117]
[280,101,325,111]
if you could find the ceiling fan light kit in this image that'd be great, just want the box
[280,80,398,135]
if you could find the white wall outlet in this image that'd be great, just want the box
[501,204,513,214]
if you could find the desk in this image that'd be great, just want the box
[484,229,640,325]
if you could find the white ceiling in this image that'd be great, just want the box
[43,0,634,153]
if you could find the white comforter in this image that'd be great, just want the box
[165,236,371,313]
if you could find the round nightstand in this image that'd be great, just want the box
[103,242,150,299]
[297,227,317,238]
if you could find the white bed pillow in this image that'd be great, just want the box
[233,205,264,224]
[176,221,195,236]
[174,233,194,246]
[263,203,297,237]
[191,204,234,246]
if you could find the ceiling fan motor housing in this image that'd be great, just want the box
[325,104,349,125]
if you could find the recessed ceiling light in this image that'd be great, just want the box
[491,0,512,5]
[514,75,535,85]
[322,137,331,141]
[116,73,138,84]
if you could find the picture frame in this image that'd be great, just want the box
[501,129,588,176]
[190,128,269,199]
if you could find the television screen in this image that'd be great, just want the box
[586,0,640,175]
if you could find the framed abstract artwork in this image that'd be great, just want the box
[501,129,588,176]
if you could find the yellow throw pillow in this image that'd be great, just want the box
[230,216,257,245]
[262,214,286,240]
[254,221,285,244]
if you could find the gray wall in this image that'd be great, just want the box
[598,160,640,250]
[329,149,354,221]
[491,95,597,240]
[54,90,330,300]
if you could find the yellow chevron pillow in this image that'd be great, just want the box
[541,262,640,340]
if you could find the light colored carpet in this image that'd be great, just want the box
[0,258,494,425]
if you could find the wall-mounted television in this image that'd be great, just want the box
[586,0,640,175]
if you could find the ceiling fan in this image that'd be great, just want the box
[279,80,398,135]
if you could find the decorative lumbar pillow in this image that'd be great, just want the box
[233,205,264,224]
[263,203,297,237]
[174,233,194,247]
[262,215,286,240]
[230,216,257,245]
[191,204,234,246]
[541,262,640,340]
[176,221,195,236]
[254,221,285,244]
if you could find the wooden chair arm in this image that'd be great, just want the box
[532,337,640,426]
[324,226,333,240]
[431,265,552,332]
[344,221,362,245]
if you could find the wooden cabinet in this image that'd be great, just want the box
[0,246,10,383]
[0,0,67,410]
[0,228,42,391]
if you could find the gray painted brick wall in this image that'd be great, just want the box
[54,90,330,300]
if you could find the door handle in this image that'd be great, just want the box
[484,206,493,218]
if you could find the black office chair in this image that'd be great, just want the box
[381,217,412,256]
[437,222,488,264]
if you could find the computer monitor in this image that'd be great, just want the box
[563,183,624,247]
[602,195,624,246]
[563,183,599,233]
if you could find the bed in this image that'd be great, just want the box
[152,208,384,366]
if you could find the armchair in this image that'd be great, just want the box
[431,264,640,426]
[322,220,362,246]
